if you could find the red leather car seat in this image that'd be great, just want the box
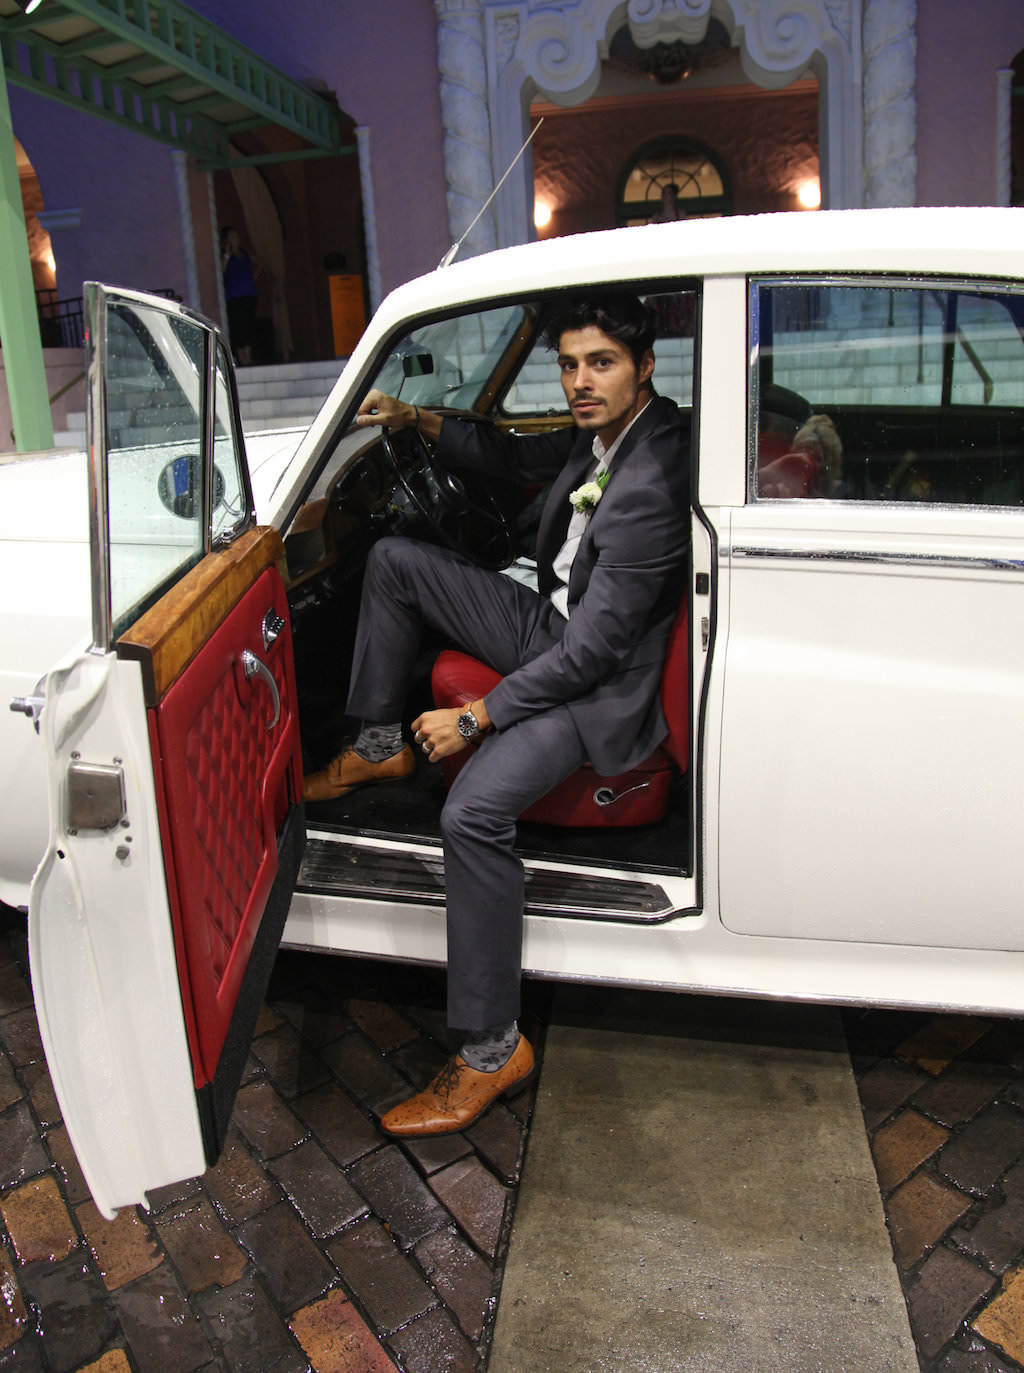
[757,448,821,498]
[430,598,689,827]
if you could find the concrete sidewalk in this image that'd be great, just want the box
[491,989,918,1373]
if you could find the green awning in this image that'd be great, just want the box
[1,0,351,452]
[0,0,346,167]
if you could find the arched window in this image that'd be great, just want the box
[616,137,730,226]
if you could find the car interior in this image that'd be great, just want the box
[280,286,701,883]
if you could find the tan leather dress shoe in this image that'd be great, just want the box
[380,1036,534,1137]
[302,743,415,803]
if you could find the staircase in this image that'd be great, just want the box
[53,357,347,448]
[234,358,346,432]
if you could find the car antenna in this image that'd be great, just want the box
[438,118,544,270]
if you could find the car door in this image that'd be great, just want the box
[717,274,1024,954]
[27,285,304,1218]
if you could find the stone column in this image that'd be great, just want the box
[862,0,916,207]
[205,172,227,331]
[434,0,497,259]
[356,126,382,312]
[171,150,201,311]
[996,68,1014,207]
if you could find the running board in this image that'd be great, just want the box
[297,836,674,922]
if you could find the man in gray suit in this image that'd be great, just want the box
[303,294,690,1136]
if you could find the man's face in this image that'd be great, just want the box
[557,326,654,445]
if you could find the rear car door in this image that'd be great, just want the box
[28,285,304,1217]
[718,276,1024,953]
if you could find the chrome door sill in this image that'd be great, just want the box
[296,835,676,923]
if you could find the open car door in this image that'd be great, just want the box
[28,285,304,1218]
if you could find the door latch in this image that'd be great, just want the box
[262,609,285,649]
[9,677,47,732]
[9,694,45,732]
[66,761,126,832]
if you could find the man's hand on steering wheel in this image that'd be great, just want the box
[355,389,515,570]
[357,389,443,442]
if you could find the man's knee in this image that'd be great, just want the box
[366,535,444,594]
[365,535,405,583]
[441,783,510,849]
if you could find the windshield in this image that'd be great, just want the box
[372,305,527,410]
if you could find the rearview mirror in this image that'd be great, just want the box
[402,353,435,378]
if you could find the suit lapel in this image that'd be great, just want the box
[535,398,670,595]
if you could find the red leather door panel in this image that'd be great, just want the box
[118,529,304,1124]
[152,565,300,1087]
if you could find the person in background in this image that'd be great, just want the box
[220,225,259,366]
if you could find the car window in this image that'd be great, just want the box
[211,340,249,545]
[105,300,208,638]
[752,281,1024,505]
[372,306,526,412]
[92,289,253,645]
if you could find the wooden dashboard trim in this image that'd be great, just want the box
[117,526,286,706]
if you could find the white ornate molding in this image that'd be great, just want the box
[627,1,715,50]
[436,0,888,253]
[861,0,916,207]
[435,0,498,259]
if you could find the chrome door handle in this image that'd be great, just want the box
[241,649,280,730]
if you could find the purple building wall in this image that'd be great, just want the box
[10,85,189,305]
[146,0,450,296]
[8,0,450,331]
[916,0,1024,207]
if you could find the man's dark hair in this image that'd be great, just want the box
[542,294,656,367]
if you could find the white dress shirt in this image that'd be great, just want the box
[549,402,649,618]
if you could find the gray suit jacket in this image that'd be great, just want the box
[439,394,690,774]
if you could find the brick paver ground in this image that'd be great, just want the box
[3,897,1024,1372]
[845,1008,1024,1371]
[0,906,545,1372]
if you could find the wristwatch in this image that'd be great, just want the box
[457,707,482,739]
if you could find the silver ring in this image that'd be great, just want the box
[422,741,431,755]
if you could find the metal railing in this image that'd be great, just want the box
[36,290,84,349]
[35,287,182,352]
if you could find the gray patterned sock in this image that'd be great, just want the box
[353,722,404,762]
[461,1022,520,1073]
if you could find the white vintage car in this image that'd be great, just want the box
[3,206,1023,1217]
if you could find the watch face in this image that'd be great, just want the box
[457,710,478,739]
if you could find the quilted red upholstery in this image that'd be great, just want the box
[431,598,689,827]
[150,568,302,1088]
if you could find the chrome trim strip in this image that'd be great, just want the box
[201,329,217,553]
[729,545,1024,574]
[84,283,113,654]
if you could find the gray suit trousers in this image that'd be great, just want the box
[346,537,587,1031]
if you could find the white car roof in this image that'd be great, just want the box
[384,206,1024,322]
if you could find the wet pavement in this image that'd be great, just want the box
[2,901,1024,1372]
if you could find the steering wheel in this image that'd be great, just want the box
[380,425,515,571]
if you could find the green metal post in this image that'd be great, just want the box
[0,61,54,453]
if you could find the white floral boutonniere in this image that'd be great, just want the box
[569,469,610,514]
